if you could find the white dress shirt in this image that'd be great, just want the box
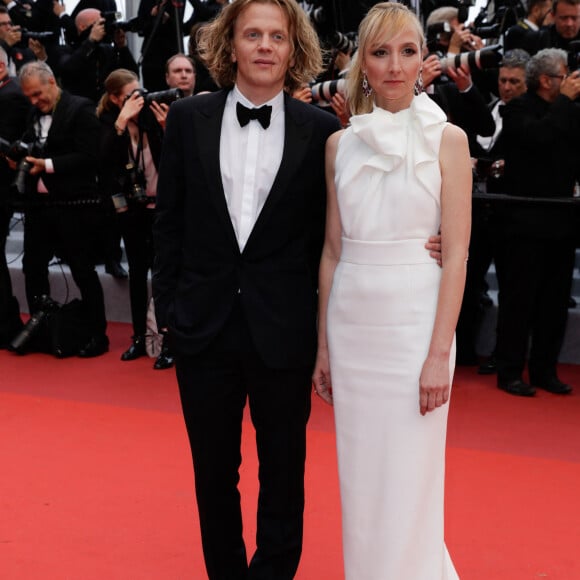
[220,86,285,251]
[476,99,503,152]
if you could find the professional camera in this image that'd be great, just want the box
[126,162,147,203]
[469,24,501,39]
[0,137,33,194]
[568,40,580,71]
[327,31,357,54]
[310,78,346,104]
[126,87,184,107]
[9,295,60,353]
[20,29,56,44]
[101,11,142,36]
[111,161,148,212]
[439,44,502,74]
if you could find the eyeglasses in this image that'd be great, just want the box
[0,21,13,27]
[547,74,566,80]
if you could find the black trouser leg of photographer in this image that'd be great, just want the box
[119,206,155,337]
[0,207,23,346]
[23,206,107,338]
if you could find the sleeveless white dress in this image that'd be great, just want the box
[327,93,459,580]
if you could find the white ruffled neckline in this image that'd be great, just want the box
[348,93,447,198]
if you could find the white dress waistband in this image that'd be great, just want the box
[340,238,434,266]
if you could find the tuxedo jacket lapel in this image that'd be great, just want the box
[243,94,313,253]
[195,90,239,251]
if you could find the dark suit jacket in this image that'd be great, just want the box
[0,75,30,196]
[153,90,340,368]
[21,90,100,201]
[501,91,580,238]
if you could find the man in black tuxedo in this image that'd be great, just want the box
[153,2,339,577]
[497,47,580,396]
[16,61,108,356]
[0,45,29,346]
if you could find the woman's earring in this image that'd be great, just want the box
[362,73,373,98]
[414,70,424,95]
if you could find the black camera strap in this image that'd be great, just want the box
[127,123,145,179]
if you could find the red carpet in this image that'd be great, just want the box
[1,321,579,579]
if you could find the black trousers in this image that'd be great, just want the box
[456,201,498,364]
[495,236,575,382]
[0,207,22,343]
[22,205,107,337]
[118,206,155,337]
[175,300,312,580]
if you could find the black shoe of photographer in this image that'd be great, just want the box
[78,335,109,358]
[105,260,128,279]
[121,335,147,361]
[529,375,572,395]
[478,355,497,375]
[153,344,175,371]
[497,378,536,397]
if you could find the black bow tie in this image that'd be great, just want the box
[236,102,272,129]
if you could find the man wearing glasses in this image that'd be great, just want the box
[0,7,34,75]
[495,48,580,397]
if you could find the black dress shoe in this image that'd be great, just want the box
[105,260,128,279]
[78,335,109,358]
[568,297,577,309]
[154,349,174,370]
[120,335,147,361]
[530,376,572,395]
[497,378,536,397]
[478,356,497,375]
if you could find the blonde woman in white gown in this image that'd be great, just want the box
[312,3,471,579]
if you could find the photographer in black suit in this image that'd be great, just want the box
[496,48,580,396]
[505,0,580,55]
[15,61,108,357]
[55,8,138,103]
[0,45,29,347]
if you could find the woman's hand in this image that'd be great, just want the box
[312,346,333,405]
[117,89,144,127]
[149,101,169,129]
[419,354,450,416]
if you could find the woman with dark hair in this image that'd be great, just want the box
[97,68,173,370]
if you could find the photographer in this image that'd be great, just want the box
[55,8,138,103]
[0,45,29,347]
[495,48,580,396]
[506,0,580,55]
[97,68,173,369]
[15,61,109,357]
[504,0,554,52]
[0,6,35,74]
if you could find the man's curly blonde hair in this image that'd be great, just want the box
[197,0,324,93]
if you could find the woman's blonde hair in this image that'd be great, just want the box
[197,0,323,93]
[347,2,424,116]
[96,68,138,117]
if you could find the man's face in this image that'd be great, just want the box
[554,1,580,39]
[543,61,567,101]
[498,66,527,103]
[231,2,293,102]
[0,13,13,41]
[166,56,195,95]
[21,75,59,113]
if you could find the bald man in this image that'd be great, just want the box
[54,7,138,102]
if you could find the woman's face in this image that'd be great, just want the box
[362,23,422,112]
[110,80,140,108]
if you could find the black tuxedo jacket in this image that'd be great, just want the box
[501,91,580,239]
[21,90,100,201]
[153,90,340,368]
